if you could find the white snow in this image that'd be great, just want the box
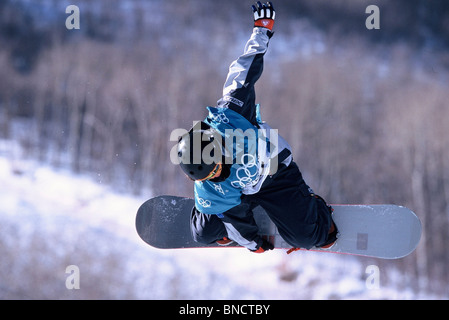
[0,147,445,299]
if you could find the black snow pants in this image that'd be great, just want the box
[190,161,333,250]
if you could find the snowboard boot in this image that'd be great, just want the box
[216,237,236,246]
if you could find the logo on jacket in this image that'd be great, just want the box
[213,184,226,195]
[222,95,244,108]
[231,154,260,188]
[197,197,212,208]
[210,112,230,124]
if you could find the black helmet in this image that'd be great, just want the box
[177,121,223,181]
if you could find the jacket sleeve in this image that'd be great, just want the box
[219,200,264,251]
[217,27,272,125]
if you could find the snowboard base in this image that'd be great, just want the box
[136,195,422,259]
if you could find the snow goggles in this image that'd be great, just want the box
[197,163,223,182]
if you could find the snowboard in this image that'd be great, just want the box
[135,195,422,259]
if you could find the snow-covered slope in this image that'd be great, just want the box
[0,149,442,299]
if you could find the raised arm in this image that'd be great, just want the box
[217,2,275,125]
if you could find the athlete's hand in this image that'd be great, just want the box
[252,1,275,31]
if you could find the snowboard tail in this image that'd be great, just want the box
[136,195,422,259]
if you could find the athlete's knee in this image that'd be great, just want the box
[287,232,317,250]
[191,221,217,244]
[280,221,329,249]
[190,207,226,244]
[191,228,216,244]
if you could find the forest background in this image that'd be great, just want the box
[1,0,449,295]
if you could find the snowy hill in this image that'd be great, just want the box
[0,146,443,300]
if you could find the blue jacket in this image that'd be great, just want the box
[194,106,262,215]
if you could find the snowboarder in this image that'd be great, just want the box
[176,2,338,253]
